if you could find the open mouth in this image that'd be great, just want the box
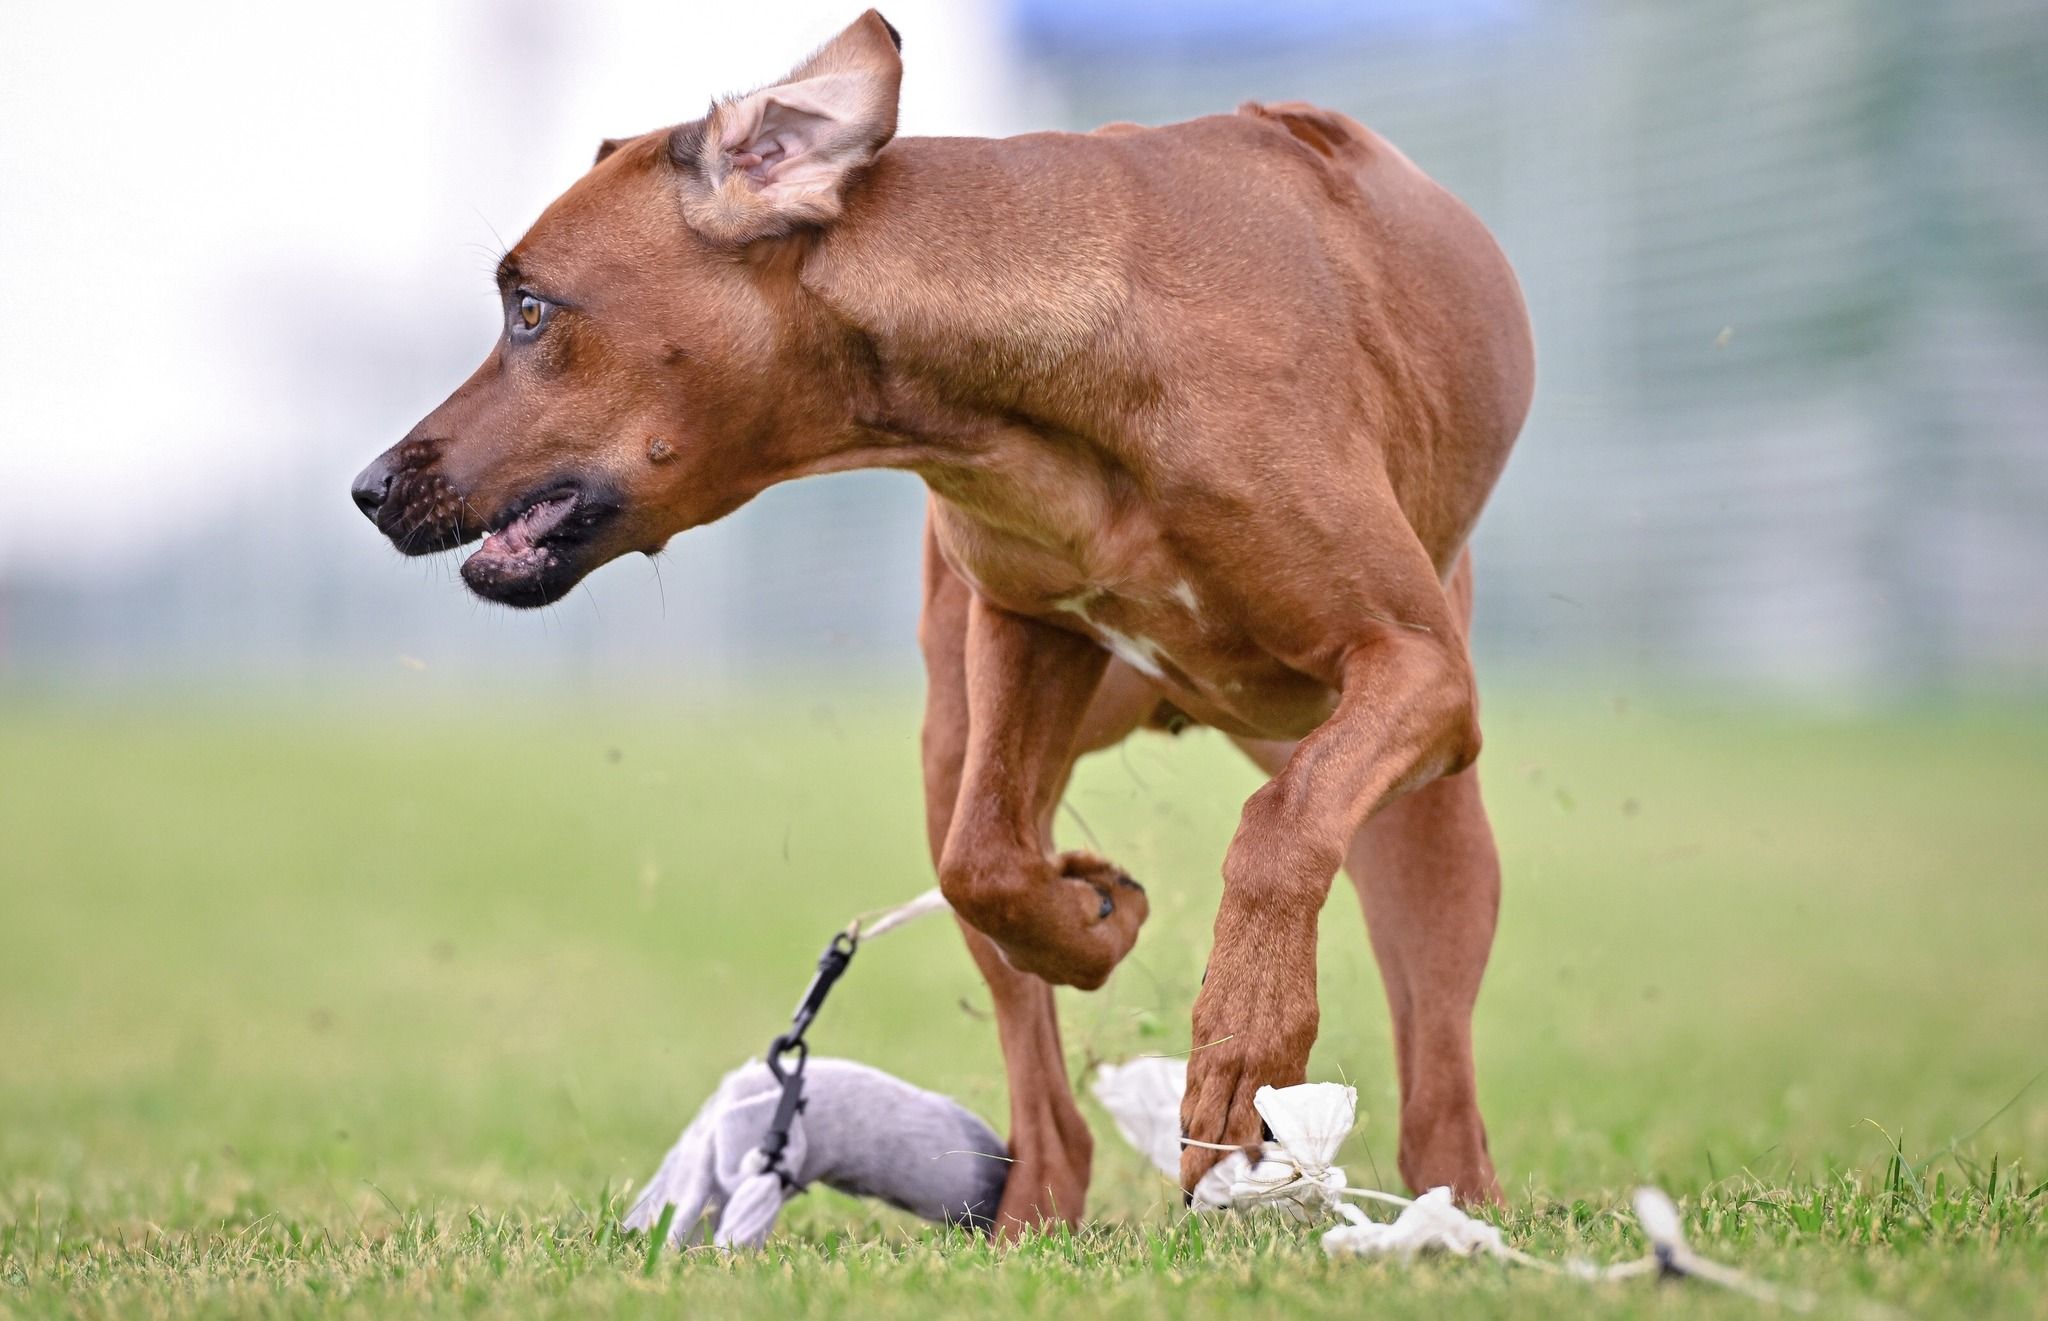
[460,482,618,607]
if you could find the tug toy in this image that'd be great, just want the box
[623,889,1810,1307]
[622,889,1007,1248]
[622,1055,1007,1248]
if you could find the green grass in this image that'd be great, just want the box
[2,689,2044,1317]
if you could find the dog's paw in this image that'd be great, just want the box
[1398,1104,1502,1206]
[1058,850,1146,919]
[994,851,1148,990]
[1177,913,1320,1191]
[994,1134,1092,1235]
[946,845,1148,990]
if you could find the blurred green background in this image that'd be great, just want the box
[5,692,2042,1231]
[4,0,2047,1313]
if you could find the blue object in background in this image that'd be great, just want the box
[1009,0,1534,52]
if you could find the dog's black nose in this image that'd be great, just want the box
[351,452,397,519]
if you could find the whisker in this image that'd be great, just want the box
[471,209,509,258]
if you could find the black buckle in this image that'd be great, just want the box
[782,933,856,1050]
[754,932,859,1186]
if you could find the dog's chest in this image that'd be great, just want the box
[931,506,1340,739]
[930,498,1189,652]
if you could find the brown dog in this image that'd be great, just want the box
[351,10,1532,1232]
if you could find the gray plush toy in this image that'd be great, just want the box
[623,1057,1010,1249]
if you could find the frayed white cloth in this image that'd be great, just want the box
[1094,1056,1809,1307]
[1227,1082,1357,1219]
[1090,1056,1356,1216]
[1090,1056,1242,1208]
[1091,1056,1244,1207]
[1321,1186,1504,1259]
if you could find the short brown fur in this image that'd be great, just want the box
[353,10,1533,1233]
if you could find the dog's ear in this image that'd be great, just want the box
[677,9,902,244]
[593,137,627,166]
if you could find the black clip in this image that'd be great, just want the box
[756,1037,808,1186]
[755,932,858,1187]
[781,932,856,1055]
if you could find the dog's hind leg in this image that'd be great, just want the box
[919,513,1094,1232]
[1345,756,1501,1202]
[1347,552,1500,1201]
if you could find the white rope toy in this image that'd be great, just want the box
[845,886,950,942]
[1093,1056,1811,1309]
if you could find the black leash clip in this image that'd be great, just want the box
[756,931,858,1185]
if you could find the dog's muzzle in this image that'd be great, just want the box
[349,439,477,557]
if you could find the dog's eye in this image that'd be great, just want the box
[517,295,545,332]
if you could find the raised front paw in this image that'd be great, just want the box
[1000,850,1148,990]
[1178,919,1321,1192]
[943,844,1149,991]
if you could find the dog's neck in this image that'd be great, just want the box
[758,137,1142,502]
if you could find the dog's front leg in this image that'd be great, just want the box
[937,595,1150,993]
[1179,620,1481,1196]
[919,533,1104,1232]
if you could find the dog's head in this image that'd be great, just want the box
[350,10,903,606]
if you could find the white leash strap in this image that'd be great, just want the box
[846,886,949,944]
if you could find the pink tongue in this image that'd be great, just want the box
[483,494,574,556]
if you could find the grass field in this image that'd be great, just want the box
[2,690,2044,1317]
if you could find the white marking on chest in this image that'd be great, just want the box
[1052,588,1103,619]
[1097,627,1166,679]
[1051,586,1176,679]
[1168,579,1200,617]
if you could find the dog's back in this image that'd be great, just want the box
[816,105,1532,567]
[1233,100,1536,554]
